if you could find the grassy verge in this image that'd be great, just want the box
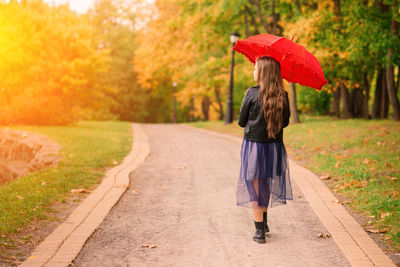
[0,121,132,259]
[187,116,400,251]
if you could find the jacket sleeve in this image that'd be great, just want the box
[283,91,290,128]
[238,89,252,127]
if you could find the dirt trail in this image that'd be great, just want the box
[71,124,350,266]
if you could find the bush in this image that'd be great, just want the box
[297,86,331,115]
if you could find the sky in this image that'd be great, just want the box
[43,0,95,13]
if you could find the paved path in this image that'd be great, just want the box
[71,124,351,266]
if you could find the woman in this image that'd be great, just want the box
[237,56,293,244]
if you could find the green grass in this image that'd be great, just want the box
[187,116,400,251]
[0,121,132,249]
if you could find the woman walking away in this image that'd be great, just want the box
[237,56,293,244]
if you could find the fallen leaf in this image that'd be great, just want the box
[380,212,391,219]
[367,227,390,233]
[29,255,36,259]
[385,163,392,168]
[334,161,340,168]
[316,233,332,238]
[41,181,46,186]
[362,158,370,165]
[112,160,118,165]
[377,141,383,146]
[350,179,361,187]
[387,176,398,181]
[16,195,24,200]
[71,188,88,194]
[392,191,399,197]
[142,244,157,248]
[362,137,370,145]
[337,182,350,191]
[384,235,392,240]
[177,166,186,170]
[320,174,330,180]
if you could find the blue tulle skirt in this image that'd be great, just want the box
[237,138,293,209]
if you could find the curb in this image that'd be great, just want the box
[20,123,150,267]
[179,124,396,267]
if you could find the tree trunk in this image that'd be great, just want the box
[329,85,341,118]
[333,0,341,17]
[362,72,371,119]
[289,83,300,123]
[244,12,250,38]
[249,0,269,33]
[341,84,352,119]
[295,0,301,12]
[201,96,210,121]
[189,95,195,122]
[385,0,400,120]
[396,65,400,92]
[271,0,277,35]
[381,70,389,118]
[172,85,177,123]
[244,5,260,35]
[214,85,224,120]
[372,68,383,118]
[350,87,363,118]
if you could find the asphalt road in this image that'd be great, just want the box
[71,123,350,267]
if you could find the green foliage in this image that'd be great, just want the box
[0,0,150,125]
[87,0,149,122]
[0,1,109,125]
[297,86,331,115]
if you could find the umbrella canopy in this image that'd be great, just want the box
[233,33,328,90]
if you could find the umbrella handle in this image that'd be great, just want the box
[290,35,295,42]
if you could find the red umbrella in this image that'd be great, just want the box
[233,33,328,90]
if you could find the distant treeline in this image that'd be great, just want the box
[0,0,151,125]
[133,0,400,122]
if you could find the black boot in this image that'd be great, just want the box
[263,211,270,233]
[253,221,266,243]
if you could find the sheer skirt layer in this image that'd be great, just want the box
[236,139,293,209]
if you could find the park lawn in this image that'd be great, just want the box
[0,121,132,258]
[187,116,400,251]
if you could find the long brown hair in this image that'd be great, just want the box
[255,56,287,138]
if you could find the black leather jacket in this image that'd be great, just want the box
[237,85,290,143]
